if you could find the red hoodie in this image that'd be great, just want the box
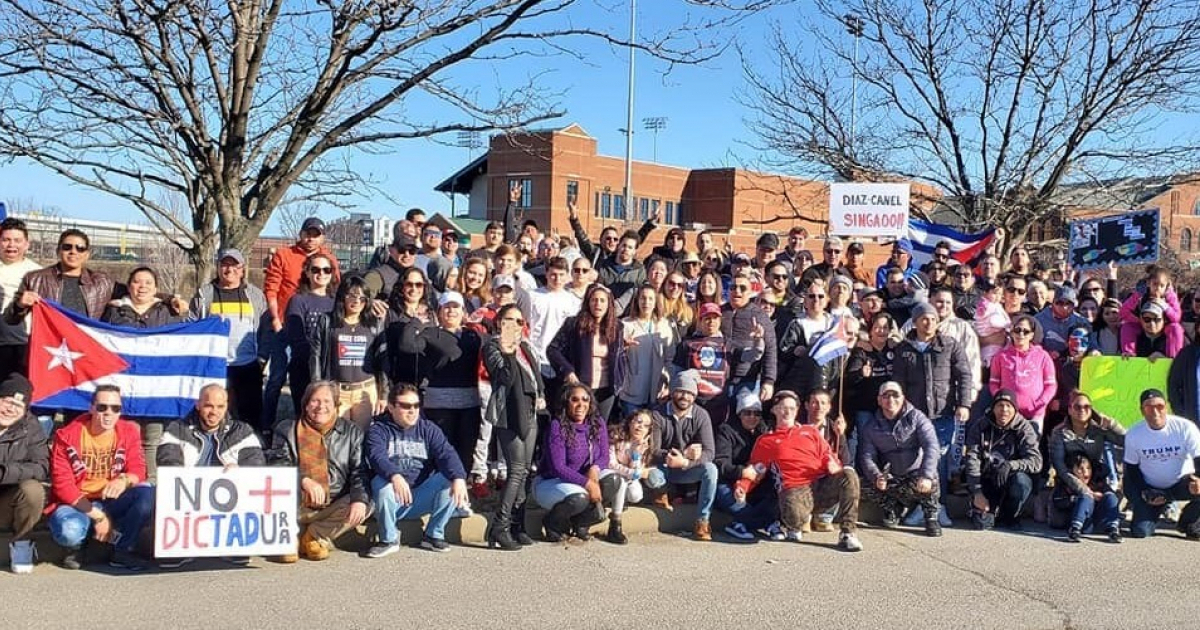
[48,414,146,512]
[736,424,836,494]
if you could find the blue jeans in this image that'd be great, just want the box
[1125,474,1200,538]
[1067,491,1121,531]
[371,473,455,543]
[933,416,965,494]
[715,484,777,530]
[663,463,718,521]
[532,477,588,509]
[49,486,155,552]
[261,327,289,431]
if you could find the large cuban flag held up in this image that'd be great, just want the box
[29,301,229,417]
[905,218,997,270]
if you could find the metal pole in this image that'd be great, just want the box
[623,0,636,221]
[844,14,863,156]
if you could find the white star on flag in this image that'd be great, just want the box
[45,339,84,374]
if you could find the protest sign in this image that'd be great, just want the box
[155,466,299,558]
[1079,356,1172,428]
[1068,208,1159,271]
[828,182,910,238]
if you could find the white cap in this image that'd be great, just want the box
[438,291,465,308]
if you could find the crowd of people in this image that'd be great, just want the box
[2,191,1200,573]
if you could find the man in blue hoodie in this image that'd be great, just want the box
[365,383,469,558]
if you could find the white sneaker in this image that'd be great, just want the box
[766,522,786,542]
[453,505,474,519]
[784,529,803,543]
[937,505,953,527]
[723,522,755,542]
[9,540,35,574]
[838,531,863,552]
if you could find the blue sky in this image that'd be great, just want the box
[0,1,800,237]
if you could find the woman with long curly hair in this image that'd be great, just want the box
[533,383,610,542]
[285,253,338,415]
[695,268,724,308]
[548,283,625,422]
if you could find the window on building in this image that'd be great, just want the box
[614,195,625,220]
[594,192,601,218]
[1183,228,1193,252]
[507,178,533,208]
[665,201,676,225]
[601,192,612,218]
[676,201,684,224]
[1194,198,1200,216]
[566,180,578,205]
[651,200,661,222]
[640,198,650,222]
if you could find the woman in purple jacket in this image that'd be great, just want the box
[533,383,610,542]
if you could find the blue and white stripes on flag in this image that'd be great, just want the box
[35,308,230,418]
[905,219,997,270]
[808,316,851,367]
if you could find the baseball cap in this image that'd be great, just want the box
[698,302,722,320]
[1140,388,1166,405]
[892,238,914,254]
[878,381,903,397]
[492,276,516,291]
[736,391,762,414]
[1141,302,1165,318]
[1054,286,1078,305]
[438,291,465,308]
[218,249,246,266]
[301,217,325,233]
[682,251,702,265]
[847,241,865,254]
[772,390,800,405]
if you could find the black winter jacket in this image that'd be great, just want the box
[714,420,766,484]
[0,414,48,486]
[892,332,974,419]
[157,410,266,468]
[962,413,1043,493]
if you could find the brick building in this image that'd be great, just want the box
[434,124,843,255]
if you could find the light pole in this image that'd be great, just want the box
[842,14,864,156]
[623,0,637,222]
[643,117,667,163]
[453,130,482,217]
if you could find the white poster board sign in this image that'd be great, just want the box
[828,182,911,237]
[154,466,299,558]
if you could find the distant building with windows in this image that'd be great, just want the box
[434,123,835,252]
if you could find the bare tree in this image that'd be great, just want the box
[0,0,769,281]
[741,0,1200,254]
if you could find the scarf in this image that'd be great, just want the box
[297,416,333,508]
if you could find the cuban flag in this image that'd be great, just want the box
[29,301,229,418]
[808,315,852,367]
[905,219,997,269]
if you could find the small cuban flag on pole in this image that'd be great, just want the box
[0,201,7,221]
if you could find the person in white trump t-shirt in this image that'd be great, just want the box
[1123,388,1200,539]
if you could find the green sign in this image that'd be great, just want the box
[1079,356,1172,428]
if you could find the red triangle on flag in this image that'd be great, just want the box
[29,302,129,403]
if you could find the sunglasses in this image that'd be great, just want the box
[731,285,751,293]
[95,404,122,413]
[1070,403,1092,411]
[770,274,789,280]
[879,391,902,399]
[404,281,425,289]
[1145,403,1167,411]
[666,281,684,288]
[399,248,417,256]
[345,294,368,303]
[1142,317,1163,323]
[806,294,825,299]
[502,317,525,325]
[60,243,89,253]
[310,266,333,275]
[572,268,590,274]
[603,236,619,242]
[1011,328,1034,335]
[569,395,591,403]
[825,249,842,254]
[741,411,762,417]
[1005,286,1027,295]
[391,401,420,410]
[954,272,972,278]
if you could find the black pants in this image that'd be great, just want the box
[227,361,265,433]
[288,351,312,417]
[425,407,482,476]
[494,426,537,529]
[0,344,28,381]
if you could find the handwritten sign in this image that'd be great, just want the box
[1068,208,1159,271]
[828,182,910,238]
[154,467,298,558]
[1079,356,1172,428]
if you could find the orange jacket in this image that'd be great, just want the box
[263,243,341,321]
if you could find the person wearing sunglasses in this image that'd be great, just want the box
[305,276,387,431]
[716,392,777,542]
[567,198,654,266]
[950,263,982,320]
[874,238,927,292]
[284,253,339,415]
[363,382,470,558]
[858,381,943,537]
[1033,286,1092,357]
[646,227,688,271]
[481,304,547,551]
[1123,388,1200,540]
[653,370,720,542]
[1047,390,1124,542]
[1131,302,1175,359]
[799,236,846,291]
[533,384,613,543]
[47,384,155,571]
[963,389,1042,531]
[595,230,647,315]
[1118,267,1184,358]
[9,227,114,321]
[723,270,778,405]
[988,314,1056,435]
[1001,274,1029,317]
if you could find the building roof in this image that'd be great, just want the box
[434,154,488,195]
[1052,174,1198,211]
[427,214,492,235]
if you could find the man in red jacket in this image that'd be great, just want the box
[47,385,154,571]
[738,390,863,551]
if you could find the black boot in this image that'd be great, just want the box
[605,515,628,545]
[570,501,607,540]
[544,495,588,542]
[487,514,521,551]
[510,503,534,546]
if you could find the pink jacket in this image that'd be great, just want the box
[1118,289,1184,356]
[988,344,1056,422]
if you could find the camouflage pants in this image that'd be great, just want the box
[862,474,940,522]
[779,469,860,533]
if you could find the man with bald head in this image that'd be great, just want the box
[158,384,266,470]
